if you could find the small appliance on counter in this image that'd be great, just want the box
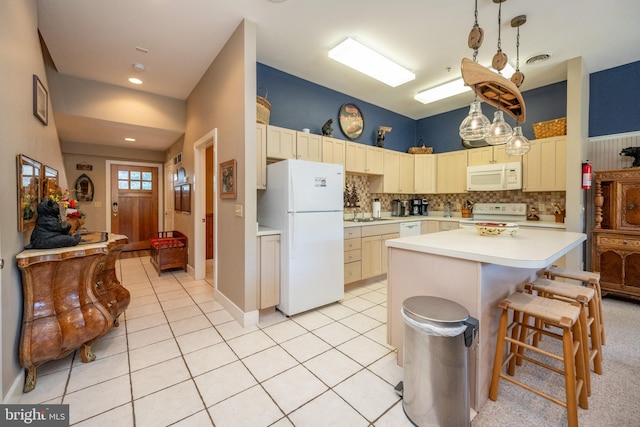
[391,199,410,217]
[400,200,410,217]
[411,199,422,216]
[421,199,429,216]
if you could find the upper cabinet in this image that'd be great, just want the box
[345,142,384,175]
[256,124,267,190]
[266,125,322,162]
[467,145,517,166]
[369,151,415,194]
[436,151,468,193]
[414,154,437,194]
[522,136,566,192]
[322,136,346,165]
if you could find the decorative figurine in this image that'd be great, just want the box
[25,199,81,249]
[527,207,539,221]
[620,146,640,167]
[322,119,334,137]
[376,126,392,148]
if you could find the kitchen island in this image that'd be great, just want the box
[385,226,586,411]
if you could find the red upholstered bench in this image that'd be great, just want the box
[149,231,188,276]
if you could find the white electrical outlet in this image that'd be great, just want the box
[538,203,545,212]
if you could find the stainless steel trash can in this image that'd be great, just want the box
[401,296,478,427]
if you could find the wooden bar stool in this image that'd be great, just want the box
[489,292,588,427]
[545,265,605,345]
[526,278,603,397]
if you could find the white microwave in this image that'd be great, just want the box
[466,162,522,191]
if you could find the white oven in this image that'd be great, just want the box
[466,162,522,191]
[459,203,527,227]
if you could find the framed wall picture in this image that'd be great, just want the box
[181,183,191,213]
[219,159,237,199]
[338,103,364,140]
[33,75,48,126]
[17,154,42,231]
[174,185,182,212]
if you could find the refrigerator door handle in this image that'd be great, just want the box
[290,212,296,259]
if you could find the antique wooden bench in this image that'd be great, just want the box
[149,231,188,275]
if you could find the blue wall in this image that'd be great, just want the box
[258,60,640,154]
[589,61,640,137]
[257,64,416,152]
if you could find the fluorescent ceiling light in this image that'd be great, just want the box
[329,38,415,87]
[124,137,136,142]
[414,63,516,105]
[128,77,142,85]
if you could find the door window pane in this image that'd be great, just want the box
[142,181,152,190]
[118,180,129,189]
[130,171,141,180]
[118,171,129,180]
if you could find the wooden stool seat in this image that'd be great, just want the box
[490,292,588,427]
[527,278,603,397]
[545,265,605,345]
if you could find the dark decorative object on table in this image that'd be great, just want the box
[322,119,334,137]
[25,199,81,249]
[620,146,640,167]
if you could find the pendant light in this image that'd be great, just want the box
[459,0,490,142]
[510,15,526,87]
[505,125,530,155]
[485,0,513,145]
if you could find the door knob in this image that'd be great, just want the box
[628,203,635,210]
[202,218,206,223]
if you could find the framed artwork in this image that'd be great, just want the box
[174,185,182,212]
[17,154,42,231]
[74,174,94,201]
[33,75,48,126]
[219,159,237,199]
[173,183,192,213]
[338,103,364,140]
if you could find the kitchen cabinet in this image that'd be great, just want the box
[467,145,516,166]
[369,151,415,194]
[522,136,566,192]
[361,223,400,279]
[257,123,267,189]
[423,220,460,234]
[257,234,280,308]
[16,235,130,392]
[266,125,322,161]
[592,168,640,301]
[344,227,362,285]
[322,136,346,165]
[345,142,384,175]
[414,154,437,194]
[436,150,468,193]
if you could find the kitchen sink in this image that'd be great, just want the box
[349,217,395,222]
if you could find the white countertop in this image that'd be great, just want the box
[385,226,585,269]
[257,226,281,236]
[343,213,564,229]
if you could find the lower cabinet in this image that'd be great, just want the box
[591,231,640,300]
[257,235,280,308]
[344,227,362,284]
[361,232,399,279]
[422,220,460,234]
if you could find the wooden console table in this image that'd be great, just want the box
[16,233,130,392]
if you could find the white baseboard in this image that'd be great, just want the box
[213,289,259,327]
[3,369,25,403]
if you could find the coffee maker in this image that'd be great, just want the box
[411,199,422,216]
[421,199,429,216]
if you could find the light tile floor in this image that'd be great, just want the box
[10,256,415,427]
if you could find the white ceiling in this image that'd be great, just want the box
[37,0,640,151]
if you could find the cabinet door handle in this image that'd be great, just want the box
[628,204,635,210]
[95,281,103,288]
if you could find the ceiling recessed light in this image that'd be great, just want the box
[329,38,415,87]
[132,63,145,72]
[128,77,143,85]
[124,137,136,142]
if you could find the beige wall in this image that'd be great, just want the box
[0,1,69,399]
[179,20,258,313]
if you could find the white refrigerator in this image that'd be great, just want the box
[258,159,344,316]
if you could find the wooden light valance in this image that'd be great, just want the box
[461,58,526,123]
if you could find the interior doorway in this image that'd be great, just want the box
[193,129,217,281]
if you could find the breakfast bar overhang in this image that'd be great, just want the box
[385,227,586,412]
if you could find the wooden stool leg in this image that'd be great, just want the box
[572,320,589,411]
[588,298,603,374]
[576,303,591,397]
[490,310,509,401]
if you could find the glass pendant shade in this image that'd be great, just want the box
[485,110,513,145]
[505,126,531,155]
[459,101,490,141]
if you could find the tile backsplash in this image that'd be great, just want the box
[344,173,566,215]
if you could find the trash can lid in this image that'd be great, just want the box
[403,296,469,324]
